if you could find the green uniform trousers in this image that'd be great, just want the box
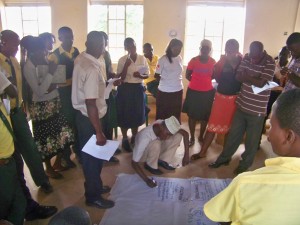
[0,157,26,225]
[10,108,48,186]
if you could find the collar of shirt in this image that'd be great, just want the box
[81,51,101,67]
[58,45,76,58]
[265,157,300,172]
[0,53,9,63]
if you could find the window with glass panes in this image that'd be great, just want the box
[2,6,51,38]
[89,4,143,62]
[184,5,245,63]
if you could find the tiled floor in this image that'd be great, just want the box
[24,101,276,225]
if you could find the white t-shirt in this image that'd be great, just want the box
[132,120,163,162]
[72,52,107,119]
[156,55,183,92]
[117,54,149,83]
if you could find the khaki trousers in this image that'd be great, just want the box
[141,133,182,169]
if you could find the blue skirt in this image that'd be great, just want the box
[116,83,146,128]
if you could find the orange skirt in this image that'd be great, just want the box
[207,92,237,134]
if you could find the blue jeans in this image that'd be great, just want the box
[216,108,265,169]
[75,110,104,202]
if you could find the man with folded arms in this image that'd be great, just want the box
[131,116,189,188]
[209,41,275,174]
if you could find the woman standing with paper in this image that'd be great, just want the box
[23,36,74,179]
[116,37,149,152]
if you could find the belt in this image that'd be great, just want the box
[0,157,12,166]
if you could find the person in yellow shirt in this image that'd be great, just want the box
[204,88,300,225]
[0,72,26,225]
[143,43,159,97]
[0,30,57,221]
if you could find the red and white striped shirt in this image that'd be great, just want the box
[236,52,275,116]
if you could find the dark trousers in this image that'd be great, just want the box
[10,108,48,186]
[216,109,265,169]
[75,110,104,202]
[0,157,26,225]
[13,150,39,214]
[146,80,159,98]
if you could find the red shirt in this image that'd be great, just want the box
[187,56,216,91]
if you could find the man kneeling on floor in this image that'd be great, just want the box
[131,116,189,188]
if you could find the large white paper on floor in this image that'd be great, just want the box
[100,174,231,225]
[82,135,119,160]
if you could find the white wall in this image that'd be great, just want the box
[244,0,300,57]
[50,0,88,52]
[143,0,186,57]
[294,0,300,31]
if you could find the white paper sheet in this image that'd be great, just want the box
[136,65,148,75]
[105,78,120,99]
[252,81,279,94]
[82,135,119,160]
[2,98,10,114]
[100,174,231,225]
[36,65,66,84]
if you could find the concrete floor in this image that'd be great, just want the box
[24,100,276,225]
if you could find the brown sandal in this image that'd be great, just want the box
[190,153,206,160]
[45,170,64,179]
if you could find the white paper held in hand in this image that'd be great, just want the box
[137,65,148,75]
[104,78,120,99]
[251,81,279,94]
[82,135,119,160]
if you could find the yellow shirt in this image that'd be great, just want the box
[0,53,22,109]
[0,102,14,158]
[204,157,300,225]
[48,45,77,64]
[144,55,159,84]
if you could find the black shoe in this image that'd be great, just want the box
[114,148,122,155]
[144,163,163,175]
[61,158,77,168]
[86,199,115,209]
[208,160,230,168]
[40,181,53,194]
[108,156,119,163]
[25,205,58,221]
[122,139,132,152]
[234,166,249,175]
[158,160,176,170]
[100,185,111,194]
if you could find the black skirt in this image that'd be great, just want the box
[156,89,183,123]
[116,83,146,128]
[182,87,215,121]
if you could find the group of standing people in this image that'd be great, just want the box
[1,19,300,224]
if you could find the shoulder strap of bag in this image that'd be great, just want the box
[0,108,16,141]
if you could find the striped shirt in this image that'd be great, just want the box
[236,52,275,116]
[283,58,300,92]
